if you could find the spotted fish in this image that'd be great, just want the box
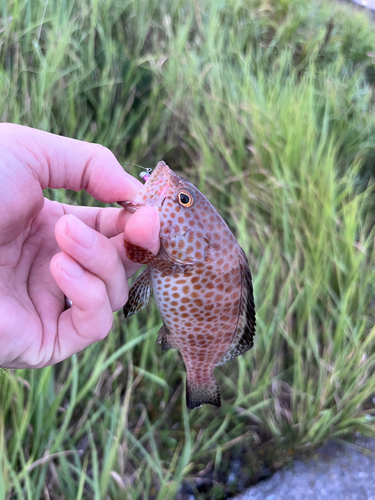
[120,161,255,409]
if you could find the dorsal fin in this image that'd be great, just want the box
[217,249,256,366]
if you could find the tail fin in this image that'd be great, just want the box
[186,379,221,409]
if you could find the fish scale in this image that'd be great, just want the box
[120,161,256,409]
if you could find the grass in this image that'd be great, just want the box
[1,0,375,498]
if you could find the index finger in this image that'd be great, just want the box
[59,203,132,238]
[0,123,141,202]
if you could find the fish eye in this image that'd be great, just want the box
[177,189,195,208]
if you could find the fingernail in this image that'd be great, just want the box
[67,215,97,249]
[58,253,84,278]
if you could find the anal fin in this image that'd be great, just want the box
[186,379,221,409]
[123,267,151,318]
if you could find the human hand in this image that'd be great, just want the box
[0,124,160,369]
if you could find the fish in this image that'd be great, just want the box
[119,161,256,409]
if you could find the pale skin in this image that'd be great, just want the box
[0,124,160,369]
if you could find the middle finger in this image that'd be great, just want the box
[54,214,127,311]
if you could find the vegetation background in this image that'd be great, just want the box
[1,0,375,498]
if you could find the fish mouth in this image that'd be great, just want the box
[119,184,169,213]
[118,161,170,213]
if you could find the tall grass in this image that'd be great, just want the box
[1,0,375,498]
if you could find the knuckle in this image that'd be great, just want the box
[101,248,120,273]
[99,251,126,285]
[84,279,109,311]
[96,314,113,340]
[93,143,114,161]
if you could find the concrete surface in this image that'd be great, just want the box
[234,437,375,500]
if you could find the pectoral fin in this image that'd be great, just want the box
[123,267,152,318]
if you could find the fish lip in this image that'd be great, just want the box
[117,163,171,212]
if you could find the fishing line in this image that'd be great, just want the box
[123,163,152,182]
